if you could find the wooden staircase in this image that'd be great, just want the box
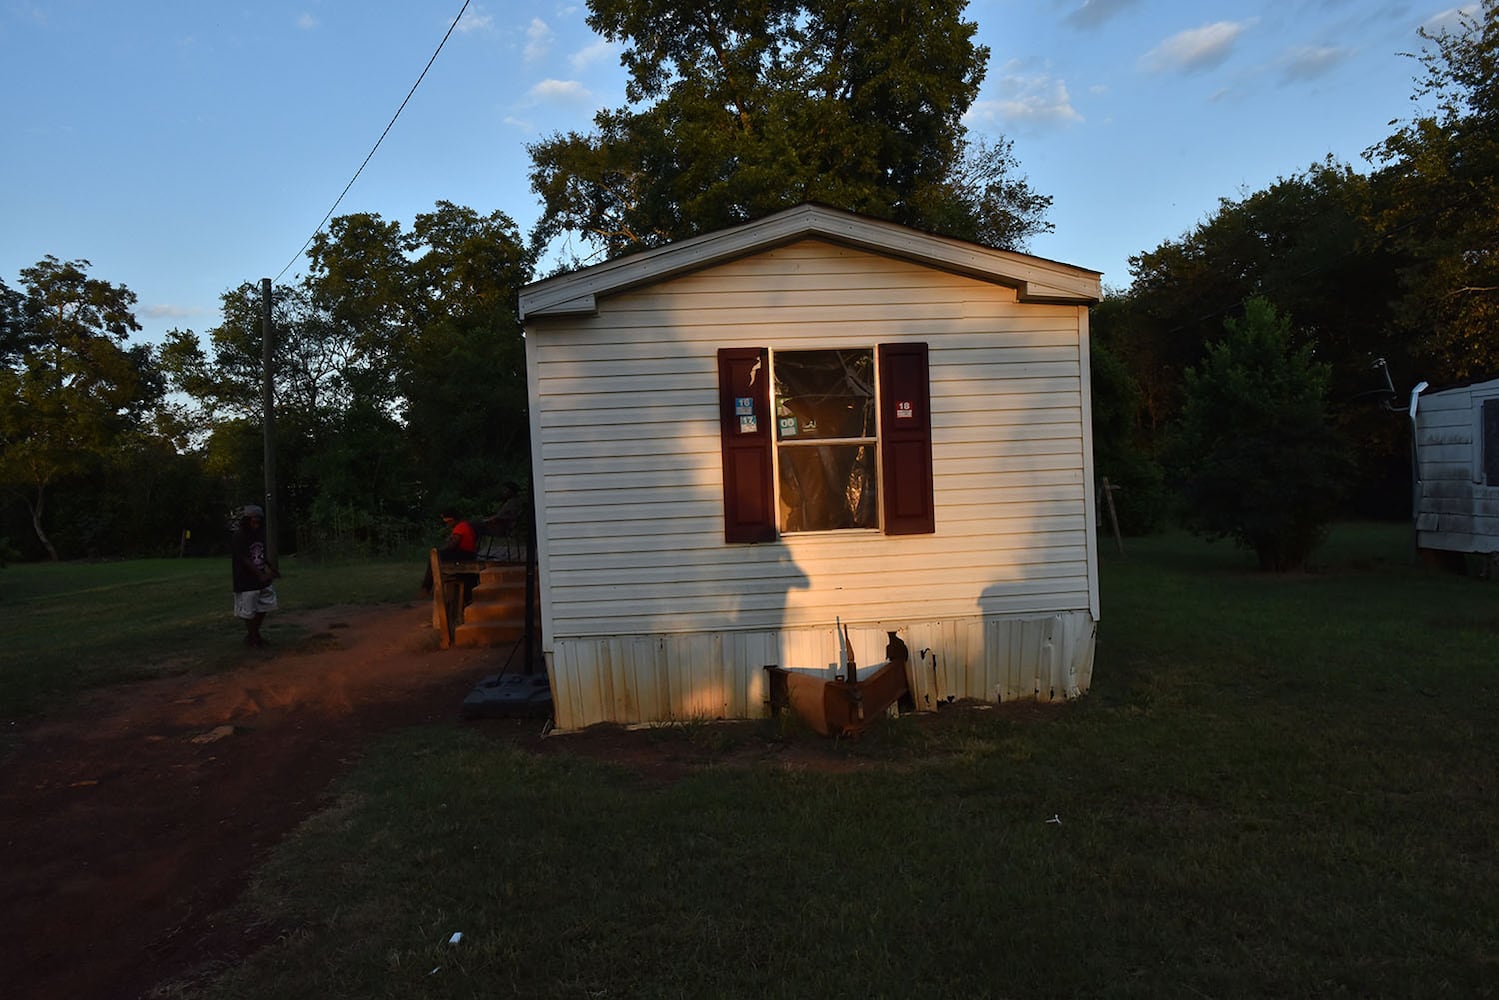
[452,563,539,649]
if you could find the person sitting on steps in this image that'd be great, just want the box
[421,509,480,604]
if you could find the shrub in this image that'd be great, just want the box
[1169,297,1349,571]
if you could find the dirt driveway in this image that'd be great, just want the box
[1,600,989,999]
[0,602,523,1000]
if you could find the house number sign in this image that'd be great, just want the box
[896,401,915,419]
[736,396,759,433]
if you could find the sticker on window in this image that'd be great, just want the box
[779,415,798,437]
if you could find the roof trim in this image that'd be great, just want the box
[519,203,1101,319]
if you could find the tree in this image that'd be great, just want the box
[1088,303,1167,534]
[162,203,537,550]
[1367,0,1499,380]
[0,258,159,559]
[527,0,1051,260]
[1169,297,1348,572]
[400,202,534,500]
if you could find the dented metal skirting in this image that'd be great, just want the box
[543,611,1096,732]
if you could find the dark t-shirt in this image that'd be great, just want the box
[231,526,270,592]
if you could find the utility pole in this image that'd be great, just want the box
[261,278,278,565]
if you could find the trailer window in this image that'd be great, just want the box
[1484,398,1499,485]
[773,349,878,532]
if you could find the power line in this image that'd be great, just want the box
[273,0,472,284]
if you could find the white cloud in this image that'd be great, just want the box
[527,78,593,104]
[1140,20,1254,74]
[143,303,205,321]
[525,18,552,62]
[296,12,318,30]
[454,7,494,33]
[1281,45,1348,81]
[571,38,619,73]
[1065,0,1141,29]
[967,66,1082,130]
[1422,4,1481,35]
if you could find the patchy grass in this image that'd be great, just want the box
[187,522,1498,999]
[0,554,423,719]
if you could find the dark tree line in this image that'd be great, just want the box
[1091,2,1499,565]
[4,0,1496,569]
[1,203,534,561]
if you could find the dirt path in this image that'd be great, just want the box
[0,602,520,1000]
[0,600,1006,999]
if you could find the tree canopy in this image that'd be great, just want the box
[1169,297,1348,572]
[158,202,534,553]
[1366,1,1499,379]
[527,0,1052,260]
[0,258,159,558]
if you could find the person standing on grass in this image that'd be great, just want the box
[231,504,278,647]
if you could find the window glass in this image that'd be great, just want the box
[1484,398,1499,485]
[774,350,875,441]
[774,349,878,531]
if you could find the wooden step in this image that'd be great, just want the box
[449,561,539,648]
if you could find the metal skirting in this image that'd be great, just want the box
[544,611,1095,731]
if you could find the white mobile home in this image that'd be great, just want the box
[1414,376,1499,555]
[518,204,1103,731]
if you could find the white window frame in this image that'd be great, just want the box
[769,346,883,535]
[1473,383,1499,490]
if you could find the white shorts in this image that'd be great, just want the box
[233,586,278,619]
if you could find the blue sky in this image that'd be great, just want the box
[0,1,1479,347]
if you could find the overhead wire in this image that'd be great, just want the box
[273,0,473,284]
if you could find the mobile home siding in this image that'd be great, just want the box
[526,237,1099,729]
[1415,378,1499,553]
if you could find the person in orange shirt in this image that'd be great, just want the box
[421,509,480,599]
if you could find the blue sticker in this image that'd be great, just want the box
[735,396,754,416]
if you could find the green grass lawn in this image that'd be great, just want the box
[4,528,1494,996]
[0,552,425,720]
[170,523,1498,999]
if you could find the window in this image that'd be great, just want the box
[774,349,878,532]
[717,343,933,542]
[1484,397,1499,486]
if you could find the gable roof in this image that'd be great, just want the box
[518,203,1101,320]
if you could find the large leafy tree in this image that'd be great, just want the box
[1367,0,1499,381]
[163,278,411,536]
[1124,159,1400,425]
[1112,160,1410,515]
[162,203,535,544]
[401,202,534,502]
[1169,298,1348,572]
[0,258,159,559]
[528,0,1051,260]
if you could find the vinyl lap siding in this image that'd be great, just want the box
[529,241,1095,645]
[1416,382,1499,552]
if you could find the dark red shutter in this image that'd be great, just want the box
[717,347,777,543]
[878,342,935,535]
